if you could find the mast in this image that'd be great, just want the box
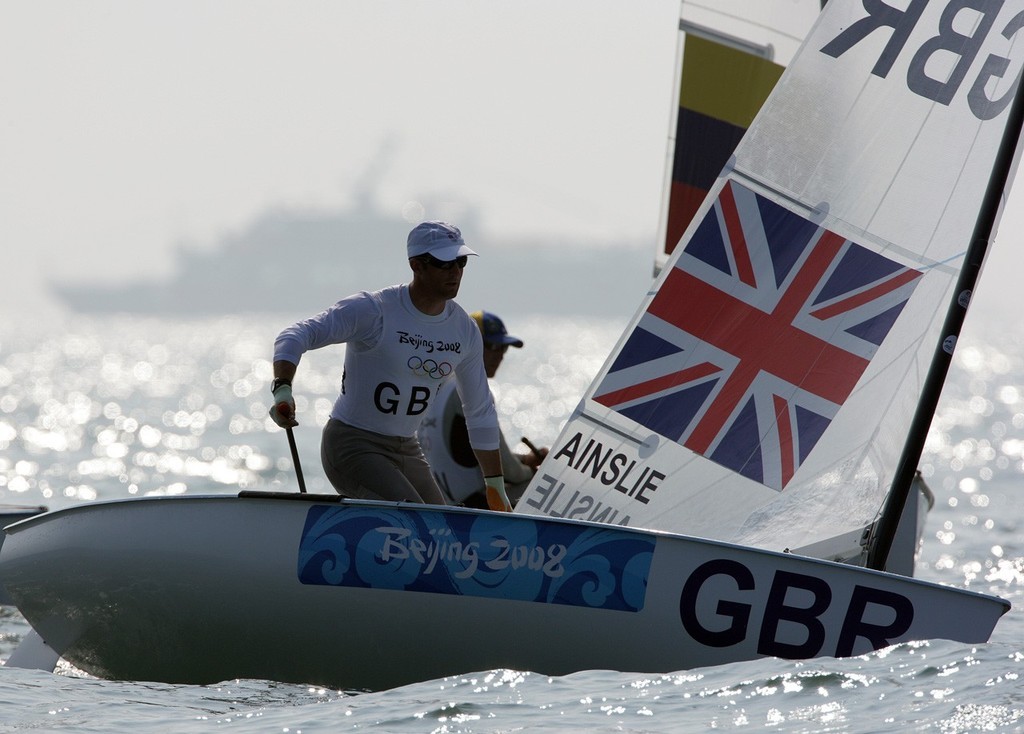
[867,74,1024,571]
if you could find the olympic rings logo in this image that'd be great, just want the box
[408,356,453,379]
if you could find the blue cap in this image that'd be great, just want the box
[471,311,523,348]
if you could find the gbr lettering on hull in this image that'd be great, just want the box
[679,559,916,660]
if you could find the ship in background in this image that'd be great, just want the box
[49,154,654,320]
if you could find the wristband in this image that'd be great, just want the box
[484,475,512,512]
[272,383,293,404]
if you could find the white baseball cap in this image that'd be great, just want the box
[407,221,478,261]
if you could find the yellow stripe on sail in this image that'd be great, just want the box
[679,35,784,129]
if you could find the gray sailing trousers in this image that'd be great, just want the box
[321,418,446,505]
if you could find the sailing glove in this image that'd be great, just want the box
[269,383,299,428]
[484,475,512,512]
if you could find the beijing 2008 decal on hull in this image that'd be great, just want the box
[297,506,655,612]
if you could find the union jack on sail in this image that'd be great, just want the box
[594,181,923,490]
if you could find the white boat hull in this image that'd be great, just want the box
[0,493,1008,690]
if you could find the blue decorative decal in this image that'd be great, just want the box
[297,506,655,612]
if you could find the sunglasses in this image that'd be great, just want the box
[484,342,509,353]
[418,254,469,270]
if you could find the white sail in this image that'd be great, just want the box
[517,0,1024,555]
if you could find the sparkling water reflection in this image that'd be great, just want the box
[0,314,623,507]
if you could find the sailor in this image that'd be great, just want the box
[268,221,512,511]
[418,310,548,509]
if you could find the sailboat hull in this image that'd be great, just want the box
[0,494,1008,690]
[0,506,48,606]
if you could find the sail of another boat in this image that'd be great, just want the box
[655,1,822,274]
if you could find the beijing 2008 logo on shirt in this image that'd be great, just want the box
[408,356,452,379]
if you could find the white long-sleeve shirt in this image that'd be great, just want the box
[274,284,500,449]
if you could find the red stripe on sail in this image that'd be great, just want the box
[719,183,756,287]
[595,362,721,407]
[774,394,795,487]
[664,181,707,257]
[810,268,921,320]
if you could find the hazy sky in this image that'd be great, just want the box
[2,1,682,316]
[2,1,1022,330]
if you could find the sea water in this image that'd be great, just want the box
[0,313,1021,733]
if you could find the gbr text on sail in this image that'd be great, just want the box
[823,0,1023,120]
